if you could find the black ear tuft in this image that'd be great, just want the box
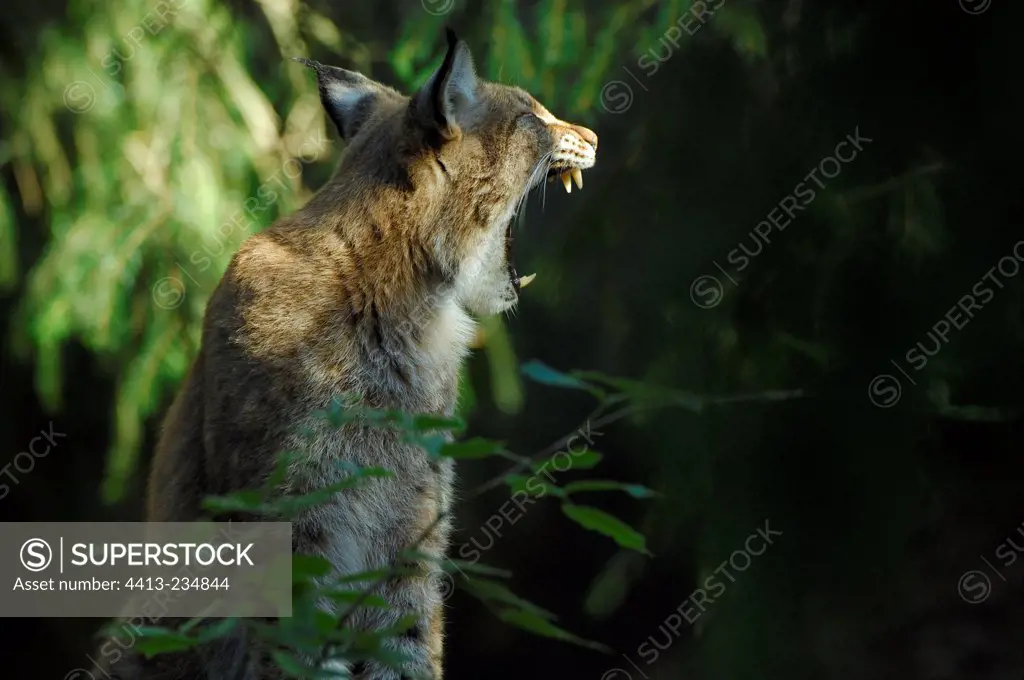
[445,27,459,51]
[412,30,480,141]
[294,57,384,140]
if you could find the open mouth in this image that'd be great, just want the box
[545,165,585,193]
[506,226,536,292]
[509,147,594,291]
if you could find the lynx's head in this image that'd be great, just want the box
[296,30,597,317]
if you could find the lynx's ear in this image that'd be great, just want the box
[293,58,388,140]
[413,29,480,141]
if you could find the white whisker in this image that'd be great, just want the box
[512,151,553,233]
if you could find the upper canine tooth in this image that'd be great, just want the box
[571,168,583,190]
[518,273,536,288]
[560,171,572,194]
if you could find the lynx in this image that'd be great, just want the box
[105,29,596,679]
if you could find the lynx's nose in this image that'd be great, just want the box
[549,121,597,192]
[569,124,598,151]
[531,101,598,192]
[547,119,598,162]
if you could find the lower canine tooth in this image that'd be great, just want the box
[560,172,572,193]
[518,273,536,288]
[571,168,583,190]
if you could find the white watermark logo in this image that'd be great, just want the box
[600,0,726,114]
[869,242,1024,407]
[599,520,781,677]
[691,128,872,308]
[959,0,992,15]
[20,538,53,572]
[957,519,1024,604]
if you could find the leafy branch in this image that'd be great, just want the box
[129,363,662,675]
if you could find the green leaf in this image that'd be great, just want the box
[563,480,658,498]
[562,504,650,554]
[574,371,677,402]
[177,617,204,634]
[412,414,466,432]
[444,559,512,579]
[520,359,591,390]
[335,461,395,480]
[276,465,393,515]
[463,578,556,620]
[583,551,642,620]
[405,431,448,457]
[566,448,603,469]
[532,449,603,472]
[498,609,610,652]
[273,481,359,515]
[322,589,390,608]
[292,554,334,581]
[505,473,565,498]
[267,450,300,489]
[714,5,768,57]
[133,628,198,657]
[270,649,319,678]
[456,366,478,421]
[312,610,340,636]
[96,620,168,638]
[335,567,393,585]
[481,315,524,414]
[439,437,505,460]
[195,618,240,643]
[375,612,421,638]
[0,185,18,290]
[201,489,268,515]
[339,644,413,672]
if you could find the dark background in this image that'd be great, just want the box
[2,0,1023,677]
